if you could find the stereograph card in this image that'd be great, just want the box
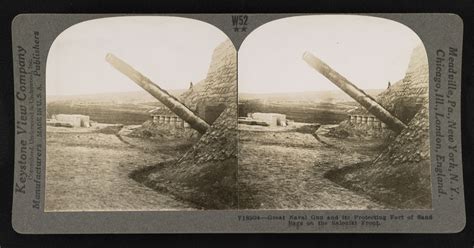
[11,13,465,233]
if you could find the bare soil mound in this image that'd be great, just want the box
[131,105,238,209]
[326,104,431,209]
[128,39,238,209]
[324,45,431,209]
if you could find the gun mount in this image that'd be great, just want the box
[106,53,210,134]
[303,51,408,132]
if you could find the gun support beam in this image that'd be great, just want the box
[303,51,408,132]
[106,53,210,134]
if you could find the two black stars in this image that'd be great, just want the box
[233,27,247,32]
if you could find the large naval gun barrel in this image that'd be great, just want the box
[106,53,210,134]
[303,51,408,132]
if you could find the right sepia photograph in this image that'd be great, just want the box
[237,15,431,210]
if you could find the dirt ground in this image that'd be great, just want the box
[238,123,387,210]
[46,121,389,211]
[45,124,195,211]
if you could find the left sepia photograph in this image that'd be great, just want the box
[45,16,237,211]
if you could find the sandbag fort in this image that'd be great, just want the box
[46,40,430,210]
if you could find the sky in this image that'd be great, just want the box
[46,16,229,96]
[238,15,425,94]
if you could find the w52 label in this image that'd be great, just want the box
[231,15,248,32]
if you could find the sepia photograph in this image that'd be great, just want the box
[45,15,430,212]
[45,16,237,211]
[10,12,466,234]
[238,15,431,210]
